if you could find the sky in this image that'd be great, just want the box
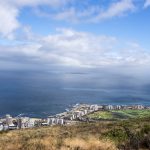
[0,0,150,71]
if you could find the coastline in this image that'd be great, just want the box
[0,103,150,131]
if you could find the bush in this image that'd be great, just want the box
[106,128,128,143]
[141,124,150,135]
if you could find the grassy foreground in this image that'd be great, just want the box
[0,117,150,150]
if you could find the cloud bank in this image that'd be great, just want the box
[0,28,150,70]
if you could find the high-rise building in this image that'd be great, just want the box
[5,114,13,125]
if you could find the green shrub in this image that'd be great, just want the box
[106,128,128,143]
[141,124,150,134]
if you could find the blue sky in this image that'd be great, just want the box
[0,0,150,70]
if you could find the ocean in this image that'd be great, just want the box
[0,70,150,118]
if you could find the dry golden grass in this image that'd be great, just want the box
[62,137,116,150]
[0,123,117,150]
[1,116,150,150]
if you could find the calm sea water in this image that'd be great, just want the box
[0,70,150,117]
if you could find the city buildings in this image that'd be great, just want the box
[0,104,149,131]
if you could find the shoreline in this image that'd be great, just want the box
[0,103,150,131]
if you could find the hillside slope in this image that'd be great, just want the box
[0,117,150,150]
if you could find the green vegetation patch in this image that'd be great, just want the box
[106,128,128,143]
[111,109,150,119]
[87,109,150,120]
[87,111,114,120]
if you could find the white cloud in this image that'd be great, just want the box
[144,0,150,8]
[0,0,138,37]
[0,28,150,69]
[92,0,135,22]
[34,0,136,23]
[0,0,69,38]
[0,3,19,38]
[39,28,117,67]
